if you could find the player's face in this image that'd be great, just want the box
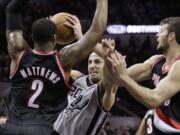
[156,24,169,53]
[88,53,104,83]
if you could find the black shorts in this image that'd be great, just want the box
[0,120,59,135]
[145,112,179,135]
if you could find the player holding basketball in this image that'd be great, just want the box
[54,39,117,135]
[1,0,108,134]
[106,17,180,135]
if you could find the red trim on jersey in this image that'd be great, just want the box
[162,54,180,74]
[172,55,180,63]
[156,107,180,129]
[151,55,164,69]
[162,64,169,74]
[32,49,55,55]
[9,50,26,79]
[175,54,180,59]
[55,53,72,89]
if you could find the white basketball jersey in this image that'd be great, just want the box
[54,76,108,135]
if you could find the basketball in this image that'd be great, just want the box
[51,12,75,45]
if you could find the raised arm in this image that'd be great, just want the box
[98,39,117,111]
[59,0,108,72]
[6,0,29,60]
[127,55,162,81]
[99,61,117,111]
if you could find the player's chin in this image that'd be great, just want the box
[156,45,160,50]
[156,43,161,50]
[90,75,101,83]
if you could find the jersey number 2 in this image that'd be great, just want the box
[28,80,44,108]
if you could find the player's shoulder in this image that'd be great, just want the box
[146,55,164,63]
[72,75,88,87]
[171,59,180,71]
[71,70,84,81]
[144,55,164,67]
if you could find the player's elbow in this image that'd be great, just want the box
[146,94,162,109]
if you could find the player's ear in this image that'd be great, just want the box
[52,34,57,43]
[168,32,175,41]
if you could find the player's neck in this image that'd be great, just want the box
[165,44,180,64]
[34,42,54,51]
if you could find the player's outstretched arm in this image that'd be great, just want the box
[107,51,180,108]
[6,0,29,60]
[59,0,108,71]
[127,55,163,82]
[98,39,117,111]
[98,59,117,111]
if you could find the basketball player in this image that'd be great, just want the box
[54,39,117,135]
[1,0,108,134]
[106,17,180,135]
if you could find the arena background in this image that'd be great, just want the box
[0,0,180,134]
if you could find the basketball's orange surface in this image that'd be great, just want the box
[51,12,75,45]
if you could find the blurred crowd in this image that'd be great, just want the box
[98,120,136,135]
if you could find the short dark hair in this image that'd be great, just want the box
[160,17,180,44]
[31,18,57,43]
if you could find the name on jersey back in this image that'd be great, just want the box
[19,66,61,84]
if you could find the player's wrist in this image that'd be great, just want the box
[75,32,83,40]
[117,74,129,86]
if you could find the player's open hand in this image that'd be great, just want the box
[64,15,83,40]
[107,51,127,85]
[101,38,115,58]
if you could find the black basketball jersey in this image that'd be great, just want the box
[151,55,180,132]
[7,49,70,126]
